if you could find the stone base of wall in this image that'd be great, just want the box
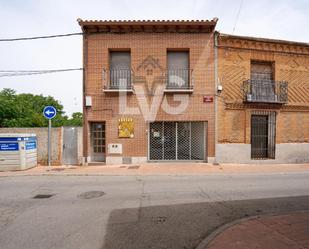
[132,157,148,164]
[276,143,309,163]
[105,157,210,164]
[216,143,309,164]
[105,157,147,165]
[105,157,122,165]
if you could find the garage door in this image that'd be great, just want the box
[149,121,206,161]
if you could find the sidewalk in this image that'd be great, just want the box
[203,211,309,249]
[1,163,309,177]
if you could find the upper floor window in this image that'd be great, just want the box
[109,51,131,89]
[248,61,277,102]
[251,61,273,81]
[167,51,190,89]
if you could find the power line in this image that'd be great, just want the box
[0,32,82,42]
[232,0,244,34]
[0,68,83,77]
[0,68,83,72]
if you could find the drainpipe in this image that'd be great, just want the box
[214,31,219,165]
[82,27,88,166]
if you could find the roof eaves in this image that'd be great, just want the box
[219,33,309,47]
[77,18,218,27]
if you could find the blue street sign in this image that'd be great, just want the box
[26,141,37,150]
[0,143,19,151]
[43,106,57,119]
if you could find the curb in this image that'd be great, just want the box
[2,169,309,178]
[195,209,309,249]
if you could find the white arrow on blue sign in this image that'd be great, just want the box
[43,106,57,119]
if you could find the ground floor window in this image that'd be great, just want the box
[251,111,276,159]
[149,121,206,161]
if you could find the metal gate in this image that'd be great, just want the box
[149,121,205,161]
[251,112,276,159]
[62,127,78,165]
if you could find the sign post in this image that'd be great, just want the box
[43,106,57,166]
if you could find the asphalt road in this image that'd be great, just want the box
[0,172,309,249]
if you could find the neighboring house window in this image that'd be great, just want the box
[110,51,131,89]
[167,51,189,89]
[250,61,275,102]
[251,111,276,159]
[251,61,273,81]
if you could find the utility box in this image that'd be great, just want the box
[0,134,37,171]
[108,143,122,154]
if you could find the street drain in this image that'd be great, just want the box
[48,168,65,172]
[128,166,140,169]
[152,216,167,224]
[33,194,54,199]
[78,191,105,199]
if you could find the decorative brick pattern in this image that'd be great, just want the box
[218,34,309,145]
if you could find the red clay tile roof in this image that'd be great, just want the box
[77,18,218,33]
[78,18,218,25]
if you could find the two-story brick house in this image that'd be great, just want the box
[78,19,218,164]
[216,34,309,163]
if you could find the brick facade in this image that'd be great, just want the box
[79,20,217,164]
[217,34,309,163]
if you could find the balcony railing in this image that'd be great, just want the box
[103,69,133,92]
[165,69,194,92]
[243,79,288,104]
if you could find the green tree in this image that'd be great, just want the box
[64,112,83,126]
[0,88,82,127]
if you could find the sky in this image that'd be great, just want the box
[0,0,308,116]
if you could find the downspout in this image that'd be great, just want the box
[82,26,88,165]
[214,31,219,164]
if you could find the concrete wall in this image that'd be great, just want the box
[216,143,309,164]
[0,127,83,165]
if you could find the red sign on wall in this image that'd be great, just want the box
[203,96,213,103]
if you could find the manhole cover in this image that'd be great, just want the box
[33,194,54,199]
[78,191,105,199]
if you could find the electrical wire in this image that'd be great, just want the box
[0,68,83,77]
[0,32,82,42]
[232,0,244,34]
